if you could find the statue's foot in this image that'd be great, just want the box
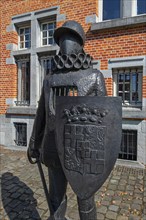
[47,196,72,220]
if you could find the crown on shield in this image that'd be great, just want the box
[64,105,108,124]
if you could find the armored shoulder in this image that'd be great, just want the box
[95,69,107,96]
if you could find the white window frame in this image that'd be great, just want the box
[113,67,142,107]
[98,0,146,22]
[16,58,30,106]
[133,0,146,16]
[41,21,56,46]
[39,56,53,97]
[18,26,31,50]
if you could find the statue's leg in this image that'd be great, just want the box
[48,166,68,220]
[77,195,97,220]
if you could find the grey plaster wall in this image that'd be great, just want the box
[0,114,35,149]
[122,119,146,167]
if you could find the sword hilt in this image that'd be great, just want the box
[27,148,38,164]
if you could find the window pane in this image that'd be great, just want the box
[19,27,31,49]
[20,29,24,34]
[21,61,30,102]
[119,74,124,82]
[103,0,121,20]
[41,22,55,46]
[116,68,142,105]
[25,41,30,48]
[125,74,130,82]
[48,38,53,45]
[125,83,130,91]
[25,27,30,34]
[25,34,30,41]
[14,123,27,146]
[137,0,146,14]
[132,73,138,101]
[26,62,30,101]
[20,42,24,48]
[119,130,137,161]
[119,84,123,91]
[42,24,47,30]
[132,73,137,92]
[125,93,130,101]
[132,92,138,101]
[43,31,47,38]
[20,35,24,41]
[48,23,54,29]
[43,38,47,45]
[48,30,54,37]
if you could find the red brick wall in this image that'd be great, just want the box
[143,76,146,98]
[85,25,146,70]
[0,0,146,114]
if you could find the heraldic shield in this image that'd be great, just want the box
[55,97,122,199]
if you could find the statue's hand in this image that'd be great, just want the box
[27,137,40,160]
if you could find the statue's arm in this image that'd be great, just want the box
[28,85,46,158]
[96,71,107,96]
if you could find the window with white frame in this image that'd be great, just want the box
[119,130,137,161]
[39,57,54,96]
[16,59,30,106]
[103,0,121,20]
[99,0,146,21]
[113,67,142,107]
[41,21,56,46]
[14,123,27,146]
[19,27,31,49]
[137,0,146,14]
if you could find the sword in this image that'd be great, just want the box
[27,150,54,216]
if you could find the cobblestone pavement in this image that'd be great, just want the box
[0,145,145,220]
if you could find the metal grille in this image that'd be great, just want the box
[119,130,137,161]
[113,67,142,106]
[52,86,78,108]
[14,123,27,147]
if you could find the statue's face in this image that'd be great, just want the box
[59,33,83,55]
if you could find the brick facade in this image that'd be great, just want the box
[1,0,146,113]
[0,0,146,166]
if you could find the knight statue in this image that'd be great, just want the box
[28,20,122,220]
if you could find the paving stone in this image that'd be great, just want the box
[106,190,115,196]
[129,215,141,220]
[119,208,130,216]
[117,216,129,220]
[126,185,135,191]
[97,212,104,220]
[131,203,142,211]
[0,146,145,220]
[118,185,126,190]
[101,200,110,206]
[128,180,136,185]
[108,184,117,190]
[97,206,108,214]
[133,199,143,205]
[106,210,117,219]
[111,200,121,205]
[108,205,119,212]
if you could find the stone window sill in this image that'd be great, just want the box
[122,108,146,119]
[12,45,59,56]
[91,14,146,31]
[6,106,37,115]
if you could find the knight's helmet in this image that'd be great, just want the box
[53,21,92,70]
[54,20,85,46]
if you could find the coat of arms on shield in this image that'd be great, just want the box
[55,97,122,199]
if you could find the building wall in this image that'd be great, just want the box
[0,0,146,166]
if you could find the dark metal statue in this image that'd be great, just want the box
[28,20,122,220]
